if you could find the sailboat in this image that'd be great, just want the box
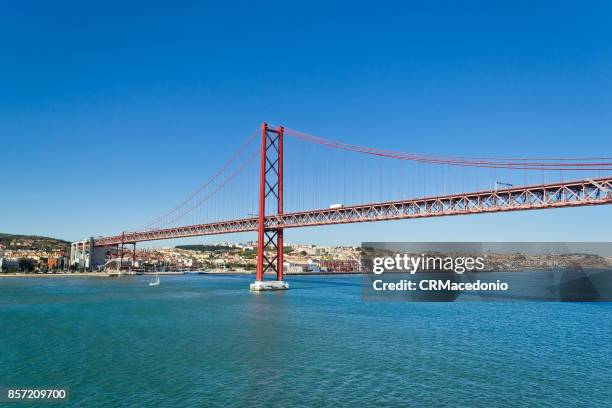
[149,274,160,286]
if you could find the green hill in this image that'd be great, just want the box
[0,233,71,252]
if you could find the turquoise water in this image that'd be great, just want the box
[1,274,611,407]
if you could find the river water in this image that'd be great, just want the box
[1,274,610,407]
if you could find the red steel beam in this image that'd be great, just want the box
[255,122,268,281]
[277,125,284,281]
[94,177,612,246]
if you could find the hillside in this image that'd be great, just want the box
[175,244,236,253]
[0,233,71,252]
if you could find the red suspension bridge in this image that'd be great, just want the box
[71,123,612,289]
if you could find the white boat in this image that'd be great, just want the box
[148,274,160,286]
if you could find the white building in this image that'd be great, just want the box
[0,258,20,271]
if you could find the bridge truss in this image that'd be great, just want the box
[94,176,611,246]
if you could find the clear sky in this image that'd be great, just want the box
[1,1,611,246]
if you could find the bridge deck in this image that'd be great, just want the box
[94,177,612,246]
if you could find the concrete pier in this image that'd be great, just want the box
[70,238,110,271]
[250,280,289,291]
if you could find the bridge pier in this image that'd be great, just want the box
[69,237,112,271]
[250,280,289,291]
[252,122,289,291]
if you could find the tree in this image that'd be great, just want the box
[242,249,256,259]
[18,258,35,272]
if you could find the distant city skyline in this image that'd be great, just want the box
[1,1,611,244]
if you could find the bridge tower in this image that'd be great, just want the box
[250,122,289,291]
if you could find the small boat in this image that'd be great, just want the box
[149,274,160,286]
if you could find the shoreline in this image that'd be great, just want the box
[2,268,601,278]
[0,270,362,278]
[0,271,190,278]
[0,272,114,278]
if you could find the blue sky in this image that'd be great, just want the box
[1,1,611,245]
